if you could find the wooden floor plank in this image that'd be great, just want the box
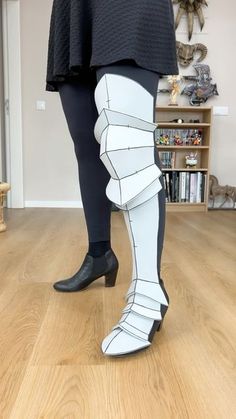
[0,208,235,418]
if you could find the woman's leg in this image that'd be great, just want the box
[95,60,166,278]
[57,73,113,246]
[53,72,120,292]
[93,61,169,355]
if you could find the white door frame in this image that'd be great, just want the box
[2,0,24,208]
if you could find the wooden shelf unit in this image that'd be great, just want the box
[155,106,213,212]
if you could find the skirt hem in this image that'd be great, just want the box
[45,55,179,92]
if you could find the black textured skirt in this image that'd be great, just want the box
[45,0,179,92]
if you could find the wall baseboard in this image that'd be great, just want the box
[25,200,83,208]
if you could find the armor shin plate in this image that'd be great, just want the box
[94,74,169,355]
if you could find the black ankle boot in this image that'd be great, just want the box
[53,248,119,292]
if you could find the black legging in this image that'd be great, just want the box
[57,60,166,275]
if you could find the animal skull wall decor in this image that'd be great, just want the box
[173,0,208,41]
[176,41,208,67]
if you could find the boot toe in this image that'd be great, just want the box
[101,328,150,356]
[53,280,71,292]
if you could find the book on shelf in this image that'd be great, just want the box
[162,171,206,203]
[159,151,176,169]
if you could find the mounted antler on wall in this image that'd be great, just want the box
[176,41,207,66]
[173,0,208,41]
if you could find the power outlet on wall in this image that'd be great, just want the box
[213,106,229,116]
[36,100,46,111]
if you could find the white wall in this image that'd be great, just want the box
[0,0,6,182]
[20,0,82,207]
[19,0,236,207]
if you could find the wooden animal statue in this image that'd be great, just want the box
[209,175,236,209]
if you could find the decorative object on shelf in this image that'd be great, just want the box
[0,182,11,232]
[159,133,170,145]
[173,0,208,41]
[155,128,203,146]
[208,175,236,209]
[187,128,202,145]
[167,75,183,106]
[173,133,183,145]
[181,64,219,106]
[185,151,198,168]
[170,118,184,123]
[176,41,208,67]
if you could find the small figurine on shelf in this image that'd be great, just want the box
[192,135,201,145]
[185,151,198,168]
[190,128,202,145]
[167,75,183,106]
[159,133,170,145]
[174,133,183,145]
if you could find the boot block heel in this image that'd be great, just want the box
[156,320,163,332]
[105,268,118,287]
[156,303,169,332]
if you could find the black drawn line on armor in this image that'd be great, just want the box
[97,122,155,140]
[102,107,156,129]
[118,324,148,342]
[126,300,162,311]
[101,129,120,179]
[103,328,123,353]
[99,145,154,156]
[125,196,167,310]
[127,206,139,299]
[103,162,156,181]
[104,75,111,110]
[130,277,161,284]
[99,147,155,164]
[127,294,162,308]
[104,169,162,206]
[127,302,159,313]
[120,320,149,337]
[127,293,162,305]
[119,306,160,340]
[125,184,162,211]
[99,149,155,173]
[105,110,109,125]
[156,193,161,284]
[116,178,163,212]
[119,177,123,204]
[128,302,161,313]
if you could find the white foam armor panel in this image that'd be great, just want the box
[94,108,157,144]
[94,74,154,121]
[106,164,161,206]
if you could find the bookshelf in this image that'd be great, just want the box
[155,106,212,212]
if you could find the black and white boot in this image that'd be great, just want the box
[94,74,169,356]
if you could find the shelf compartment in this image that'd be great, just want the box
[156,123,210,128]
[156,146,209,149]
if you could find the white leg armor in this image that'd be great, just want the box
[94,74,169,356]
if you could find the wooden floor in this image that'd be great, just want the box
[0,208,235,418]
